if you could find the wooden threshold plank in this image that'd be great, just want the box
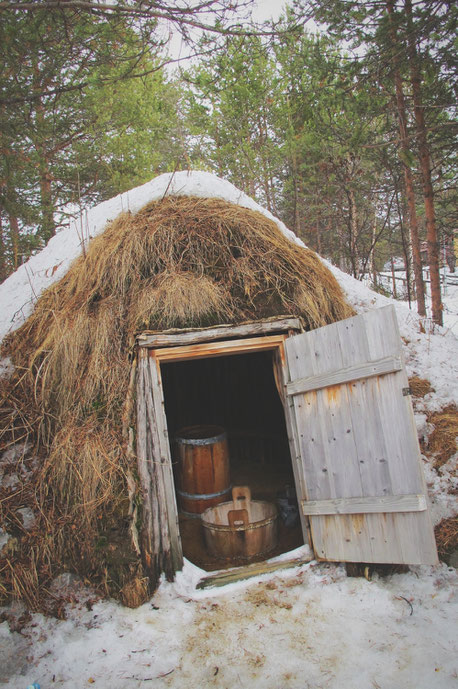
[196,556,313,589]
[301,494,427,516]
[138,317,302,348]
[286,356,402,396]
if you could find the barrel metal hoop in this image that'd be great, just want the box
[180,510,205,519]
[175,432,227,446]
[201,513,278,533]
[177,485,232,501]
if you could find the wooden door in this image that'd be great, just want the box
[284,305,438,565]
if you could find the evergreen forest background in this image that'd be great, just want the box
[1,0,456,325]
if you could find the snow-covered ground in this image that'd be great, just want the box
[375,270,458,337]
[1,172,457,689]
[1,557,457,689]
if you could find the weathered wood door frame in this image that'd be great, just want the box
[137,327,309,575]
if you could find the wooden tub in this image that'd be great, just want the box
[201,486,278,560]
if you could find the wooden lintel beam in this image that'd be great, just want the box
[137,317,302,348]
[150,334,288,363]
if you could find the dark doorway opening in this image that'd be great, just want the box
[161,349,303,571]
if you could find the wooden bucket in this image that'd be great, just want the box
[174,425,231,516]
[201,486,278,560]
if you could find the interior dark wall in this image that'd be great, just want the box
[160,349,304,566]
[161,350,287,442]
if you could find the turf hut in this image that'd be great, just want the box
[0,172,437,608]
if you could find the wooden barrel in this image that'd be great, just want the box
[201,486,278,560]
[174,425,231,516]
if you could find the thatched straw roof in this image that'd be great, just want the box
[0,192,352,609]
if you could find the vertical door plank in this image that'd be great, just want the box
[147,354,183,574]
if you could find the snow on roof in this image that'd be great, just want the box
[0,171,301,343]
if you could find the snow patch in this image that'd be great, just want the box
[0,528,10,553]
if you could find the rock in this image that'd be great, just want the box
[414,412,428,438]
[0,471,20,489]
[17,507,36,530]
[0,442,30,465]
[449,550,458,569]
[49,572,83,595]
[0,527,10,553]
[0,356,14,379]
[0,621,29,681]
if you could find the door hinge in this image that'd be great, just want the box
[402,387,412,396]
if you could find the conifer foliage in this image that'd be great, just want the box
[1,0,456,324]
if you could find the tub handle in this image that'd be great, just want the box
[232,485,252,520]
[228,508,249,528]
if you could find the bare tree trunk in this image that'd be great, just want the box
[0,213,6,282]
[390,255,398,299]
[9,214,20,270]
[293,175,302,238]
[258,110,274,213]
[213,115,224,178]
[286,97,302,237]
[39,154,55,242]
[393,172,413,306]
[386,0,426,317]
[399,195,413,308]
[338,216,348,273]
[370,207,377,289]
[316,219,322,255]
[347,186,359,278]
[445,233,455,273]
[404,0,443,325]
[34,100,56,243]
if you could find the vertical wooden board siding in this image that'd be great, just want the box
[144,357,170,565]
[136,355,150,549]
[285,305,438,564]
[272,347,311,547]
[147,354,183,572]
[287,319,349,560]
[334,312,406,563]
[136,351,161,577]
[342,379,404,563]
[360,310,437,563]
[316,331,364,558]
[306,319,375,562]
[362,315,437,563]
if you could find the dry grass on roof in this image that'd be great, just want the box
[0,195,352,607]
[426,404,458,470]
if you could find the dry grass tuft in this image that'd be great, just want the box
[120,574,150,608]
[0,515,73,610]
[427,405,458,470]
[434,516,458,563]
[409,376,434,398]
[42,418,126,526]
[1,195,352,606]
[129,272,232,330]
